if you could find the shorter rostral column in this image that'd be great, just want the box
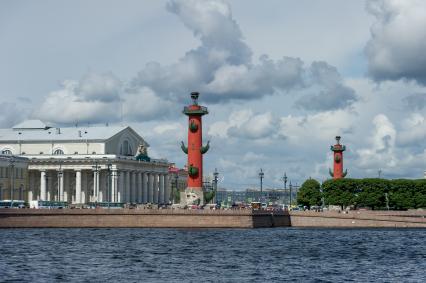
[329,136,347,179]
[180,92,210,205]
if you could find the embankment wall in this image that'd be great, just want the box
[289,210,426,228]
[0,209,290,228]
[1,209,425,228]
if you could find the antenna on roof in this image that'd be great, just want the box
[120,99,124,126]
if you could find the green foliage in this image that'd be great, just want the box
[204,190,216,204]
[320,178,426,210]
[356,178,389,209]
[297,179,322,208]
[322,178,357,209]
[389,179,415,210]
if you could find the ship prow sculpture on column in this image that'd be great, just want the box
[180,92,210,206]
[329,136,348,179]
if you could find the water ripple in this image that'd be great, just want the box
[0,228,425,282]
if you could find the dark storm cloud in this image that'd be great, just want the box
[295,62,358,111]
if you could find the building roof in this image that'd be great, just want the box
[0,120,135,142]
[12,119,50,130]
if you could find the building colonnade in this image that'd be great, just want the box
[27,159,170,204]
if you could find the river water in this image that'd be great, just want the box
[0,228,425,282]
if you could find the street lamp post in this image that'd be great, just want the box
[280,172,287,206]
[107,163,112,207]
[57,164,63,202]
[9,157,15,205]
[213,168,219,204]
[259,168,264,202]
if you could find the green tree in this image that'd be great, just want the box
[389,179,415,210]
[413,180,426,209]
[297,178,322,209]
[322,178,357,210]
[356,178,389,210]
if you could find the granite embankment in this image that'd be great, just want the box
[0,209,290,228]
[1,209,425,228]
[289,210,426,228]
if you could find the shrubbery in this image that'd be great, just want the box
[298,178,426,210]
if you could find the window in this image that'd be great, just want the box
[120,140,133,156]
[2,149,12,155]
[53,149,64,155]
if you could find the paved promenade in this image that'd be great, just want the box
[289,210,426,228]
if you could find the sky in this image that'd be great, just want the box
[1,0,426,189]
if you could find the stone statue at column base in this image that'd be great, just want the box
[180,188,204,207]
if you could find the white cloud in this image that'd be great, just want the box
[365,0,426,84]
[77,72,122,102]
[34,80,120,125]
[130,0,355,109]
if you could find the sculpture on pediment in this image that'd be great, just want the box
[136,144,150,162]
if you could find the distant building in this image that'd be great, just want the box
[216,187,299,206]
[0,154,29,200]
[0,120,169,204]
[168,164,188,194]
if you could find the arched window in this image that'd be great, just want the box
[120,140,133,156]
[2,149,12,155]
[53,149,64,155]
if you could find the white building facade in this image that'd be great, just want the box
[0,120,170,204]
[0,154,29,200]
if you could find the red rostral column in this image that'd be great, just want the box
[181,92,209,205]
[329,136,347,179]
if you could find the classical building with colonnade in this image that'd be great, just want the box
[0,120,170,204]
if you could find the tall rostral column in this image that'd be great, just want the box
[181,92,210,205]
[329,136,347,179]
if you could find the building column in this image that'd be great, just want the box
[118,170,124,203]
[40,171,46,201]
[81,171,87,204]
[28,171,34,201]
[125,171,130,203]
[63,171,69,202]
[131,171,136,203]
[153,173,159,204]
[148,173,154,203]
[46,171,52,201]
[75,170,81,204]
[137,172,143,203]
[58,170,64,202]
[111,170,117,202]
[93,170,99,202]
[98,171,104,202]
[142,172,148,203]
[159,174,165,204]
